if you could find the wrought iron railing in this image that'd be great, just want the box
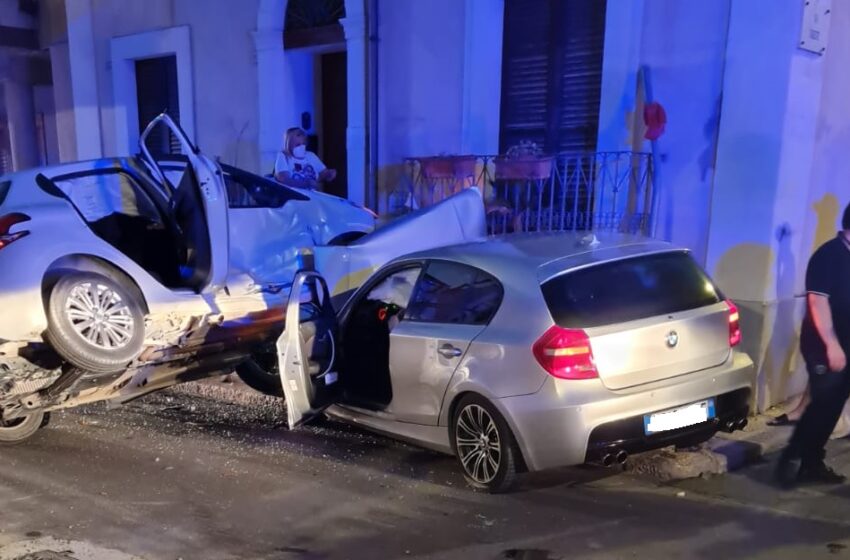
[388,151,655,236]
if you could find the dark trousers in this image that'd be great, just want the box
[785,363,850,465]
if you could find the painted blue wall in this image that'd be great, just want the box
[597,0,730,265]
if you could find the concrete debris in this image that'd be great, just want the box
[0,536,143,560]
[625,445,728,482]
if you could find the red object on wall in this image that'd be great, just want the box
[643,102,667,141]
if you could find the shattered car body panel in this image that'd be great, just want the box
[315,187,487,304]
[227,192,371,283]
[157,158,376,285]
[0,109,487,426]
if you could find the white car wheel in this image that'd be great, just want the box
[45,272,145,374]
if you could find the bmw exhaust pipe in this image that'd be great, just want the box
[591,450,626,468]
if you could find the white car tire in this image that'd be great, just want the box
[45,272,146,374]
[0,411,48,445]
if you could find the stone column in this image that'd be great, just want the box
[254,28,288,174]
[460,0,505,155]
[65,0,103,159]
[341,2,368,207]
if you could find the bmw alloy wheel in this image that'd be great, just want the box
[455,403,502,485]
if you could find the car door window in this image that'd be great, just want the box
[222,167,307,209]
[50,169,185,286]
[53,171,162,224]
[341,266,423,407]
[161,167,185,194]
[405,261,503,325]
[366,268,421,308]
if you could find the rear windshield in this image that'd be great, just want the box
[541,251,722,329]
[0,180,10,207]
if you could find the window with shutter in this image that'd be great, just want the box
[499,0,607,154]
[135,55,181,155]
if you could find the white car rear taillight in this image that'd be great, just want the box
[0,213,31,251]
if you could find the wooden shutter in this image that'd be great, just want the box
[557,0,607,152]
[499,0,551,152]
[500,0,607,154]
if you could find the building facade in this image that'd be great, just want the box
[1,0,848,411]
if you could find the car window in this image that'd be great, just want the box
[405,261,503,325]
[346,267,422,334]
[365,267,422,308]
[541,251,722,329]
[223,168,307,209]
[52,171,162,224]
[161,167,185,192]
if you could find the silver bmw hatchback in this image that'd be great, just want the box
[247,232,756,492]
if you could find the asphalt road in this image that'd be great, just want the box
[1,389,850,560]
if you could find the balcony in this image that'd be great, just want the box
[389,151,655,236]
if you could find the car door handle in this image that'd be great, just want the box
[438,344,463,358]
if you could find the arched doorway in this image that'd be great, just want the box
[256,0,368,205]
[284,0,348,199]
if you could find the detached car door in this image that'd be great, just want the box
[138,113,229,292]
[387,260,503,425]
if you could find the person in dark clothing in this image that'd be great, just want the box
[775,202,850,488]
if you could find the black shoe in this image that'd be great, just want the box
[774,457,800,489]
[767,413,797,427]
[797,462,846,485]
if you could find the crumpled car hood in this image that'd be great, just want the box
[227,192,374,285]
[315,187,487,300]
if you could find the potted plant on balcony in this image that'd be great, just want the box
[493,141,553,181]
[416,154,481,206]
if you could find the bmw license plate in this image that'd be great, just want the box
[644,399,715,435]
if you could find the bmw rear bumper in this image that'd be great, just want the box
[495,351,755,472]
[582,386,750,464]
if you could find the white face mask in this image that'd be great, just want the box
[292,145,307,158]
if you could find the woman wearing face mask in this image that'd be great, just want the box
[274,127,337,191]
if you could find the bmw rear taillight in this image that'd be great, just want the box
[0,213,31,250]
[727,300,742,347]
[533,326,599,380]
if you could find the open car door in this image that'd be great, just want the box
[138,113,230,292]
[276,271,341,428]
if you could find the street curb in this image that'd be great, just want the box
[623,418,790,481]
[708,415,791,471]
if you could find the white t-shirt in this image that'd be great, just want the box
[273,150,326,185]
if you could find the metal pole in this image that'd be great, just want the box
[642,65,662,238]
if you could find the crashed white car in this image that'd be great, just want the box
[0,113,486,443]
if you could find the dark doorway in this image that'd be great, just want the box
[135,55,180,155]
[320,51,348,199]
